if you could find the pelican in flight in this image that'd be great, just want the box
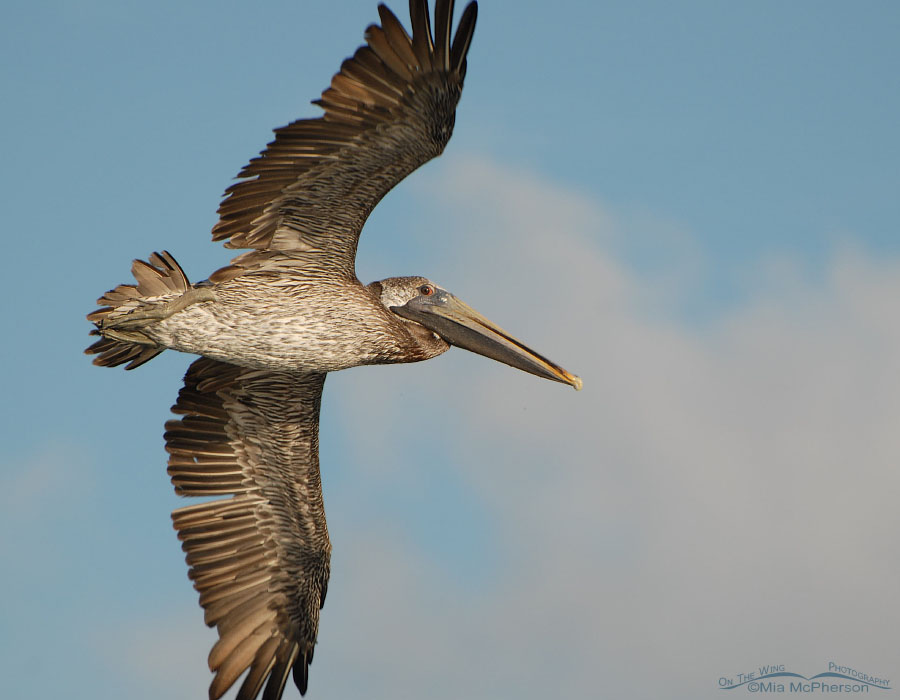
[86,1,580,698]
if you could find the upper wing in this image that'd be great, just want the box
[210,0,478,283]
[165,358,329,700]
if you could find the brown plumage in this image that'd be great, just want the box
[208,0,477,284]
[167,360,328,699]
[86,2,580,699]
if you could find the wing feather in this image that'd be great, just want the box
[167,358,329,699]
[364,24,415,81]
[236,637,281,700]
[450,2,478,74]
[263,643,301,700]
[433,0,454,71]
[209,0,478,282]
[409,0,435,68]
[377,6,420,71]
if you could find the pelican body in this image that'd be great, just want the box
[86,2,580,699]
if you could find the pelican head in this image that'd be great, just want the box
[371,276,582,390]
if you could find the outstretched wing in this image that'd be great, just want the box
[166,358,329,700]
[209,0,478,283]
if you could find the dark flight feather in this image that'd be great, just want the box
[209,0,478,284]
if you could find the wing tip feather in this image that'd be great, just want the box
[208,0,478,264]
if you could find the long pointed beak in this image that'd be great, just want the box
[392,290,582,390]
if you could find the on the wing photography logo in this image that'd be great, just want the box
[718,662,891,693]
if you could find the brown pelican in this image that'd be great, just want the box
[85,1,580,698]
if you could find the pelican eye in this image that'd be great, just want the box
[419,284,435,296]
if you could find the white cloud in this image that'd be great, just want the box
[314,154,900,698]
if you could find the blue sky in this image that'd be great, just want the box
[2,1,900,698]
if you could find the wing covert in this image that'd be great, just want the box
[210,0,478,282]
[165,358,329,700]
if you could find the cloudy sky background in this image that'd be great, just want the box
[2,0,899,698]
